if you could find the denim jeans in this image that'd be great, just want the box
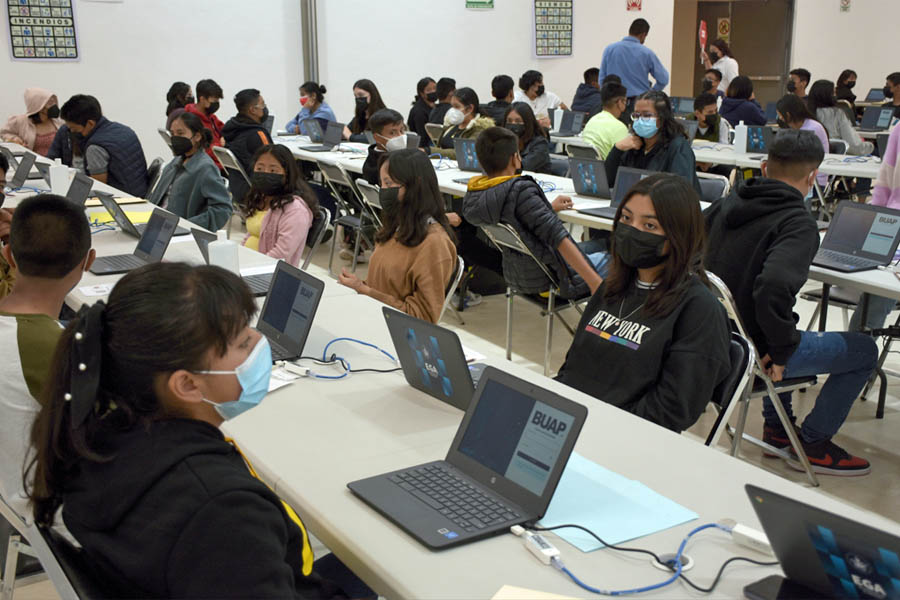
[763,331,877,443]
[577,239,610,278]
[849,293,897,332]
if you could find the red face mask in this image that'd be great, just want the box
[300,96,309,106]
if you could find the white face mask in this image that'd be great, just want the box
[385,133,407,152]
[445,107,465,126]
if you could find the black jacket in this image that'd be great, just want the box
[407,98,433,148]
[428,102,452,125]
[482,100,511,125]
[605,134,702,196]
[556,277,731,432]
[704,178,819,364]
[462,175,589,298]
[521,135,552,174]
[362,144,385,185]
[571,83,604,114]
[62,419,329,598]
[222,115,273,204]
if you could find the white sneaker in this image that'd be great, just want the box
[452,290,482,308]
[338,247,354,260]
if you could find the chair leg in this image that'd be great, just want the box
[1,534,21,600]
[805,303,821,331]
[328,223,340,277]
[350,228,362,273]
[505,288,513,362]
[544,290,555,377]
[730,395,751,458]
[764,382,820,487]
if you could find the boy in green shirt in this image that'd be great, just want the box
[581,81,630,159]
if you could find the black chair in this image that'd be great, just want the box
[300,206,331,271]
[704,332,754,449]
[38,526,109,599]
[145,157,164,197]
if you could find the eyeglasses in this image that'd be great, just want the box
[631,113,657,121]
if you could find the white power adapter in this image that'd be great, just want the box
[731,523,773,556]
[276,361,311,377]
[510,525,561,565]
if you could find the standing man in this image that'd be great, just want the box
[598,18,669,120]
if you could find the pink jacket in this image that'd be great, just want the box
[243,196,314,266]
[871,126,900,210]
[1,88,63,151]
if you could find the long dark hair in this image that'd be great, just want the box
[166,81,191,116]
[300,81,327,106]
[173,112,212,150]
[726,75,754,100]
[807,79,837,111]
[501,102,547,149]
[709,39,733,58]
[453,87,482,118]
[777,93,819,127]
[837,69,857,89]
[602,174,708,318]
[243,144,319,215]
[352,79,386,132]
[413,77,435,105]
[27,263,256,526]
[634,91,686,143]
[374,149,455,247]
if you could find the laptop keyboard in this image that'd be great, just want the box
[389,465,520,532]
[269,338,295,361]
[243,273,272,295]
[816,249,879,268]
[94,254,146,271]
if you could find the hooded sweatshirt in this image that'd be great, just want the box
[570,83,604,114]
[222,114,273,203]
[704,178,819,364]
[719,97,767,127]
[435,115,496,159]
[62,418,329,598]
[1,87,64,152]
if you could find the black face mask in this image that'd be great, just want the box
[251,172,284,194]
[259,106,269,122]
[614,224,668,268]
[379,186,400,212]
[426,92,438,103]
[701,78,714,92]
[776,118,788,129]
[884,85,894,99]
[206,101,220,115]
[46,105,60,119]
[506,123,525,137]
[70,130,86,144]
[844,81,856,90]
[703,113,719,129]
[171,135,193,157]
[536,85,546,96]
[355,96,369,110]
[185,95,195,104]
[709,50,720,61]
[786,80,797,93]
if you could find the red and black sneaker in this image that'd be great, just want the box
[786,438,871,476]
[761,423,800,458]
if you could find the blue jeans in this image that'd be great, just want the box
[849,293,896,332]
[577,239,610,278]
[763,331,877,443]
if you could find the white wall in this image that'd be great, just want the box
[792,0,899,93]
[316,0,674,124]
[1,0,302,163]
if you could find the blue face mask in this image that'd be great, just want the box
[633,117,659,139]
[198,337,272,420]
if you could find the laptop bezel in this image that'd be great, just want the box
[133,208,180,262]
[97,192,142,238]
[444,366,588,518]
[65,172,94,207]
[191,228,217,264]
[821,201,900,263]
[9,152,36,188]
[568,157,610,198]
[453,138,482,172]
[322,121,344,148]
[255,260,326,358]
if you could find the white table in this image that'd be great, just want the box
[692,141,882,179]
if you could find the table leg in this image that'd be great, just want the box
[859,292,870,330]
[818,284,831,331]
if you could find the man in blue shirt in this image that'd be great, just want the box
[598,18,669,118]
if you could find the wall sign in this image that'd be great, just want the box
[6,0,78,61]
[466,0,494,8]
[840,0,850,12]
[627,0,641,11]
[717,17,731,43]
[534,0,572,58]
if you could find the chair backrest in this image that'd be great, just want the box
[212,146,251,186]
[706,272,750,338]
[354,178,384,228]
[315,159,362,218]
[565,144,600,160]
[705,332,754,446]
[301,206,331,270]
[478,223,560,288]
[836,100,857,126]
[829,138,849,155]
[146,156,164,195]
[696,172,730,203]
[424,123,443,147]
[549,156,569,177]
[439,255,466,323]
[157,127,172,149]
[38,526,109,600]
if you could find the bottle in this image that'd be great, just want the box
[732,120,748,153]
[207,230,240,274]
[49,159,69,195]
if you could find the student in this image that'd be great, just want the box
[242,145,318,266]
[882,72,900,119]
[428,77,456,125]
[284,81,336,135]
[719,76,767,127]
[807,80,873,155]
[0,195,93,521]
[338,150,457,324]
[776,94,829,187]
[835,69,858,108]
[598,19,669,111]
[2,88,63,156]
[501,102,551,175]
[462,127,608,300]
[701,39,739,92]
[556,174,730,432]
[407,76,436,149]
[705,130,876,475]
[582,81,630,159]
[483,74,515,124]
[513,70,568,128]
[346,79,387,142]
[48,94,149,197]
[148,112,232,231]
[571,67,604,115]
[605,91,701,195]
[27,262,373,598]
[362,108,406,185]
[222,88,273,204]
[184,79,226,152]
[690,92,729,144]
[435,87,495,160]
[702,68,725,100]
[788,68,811,98]
[164,81,193,131]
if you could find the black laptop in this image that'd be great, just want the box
[675,117,700,141]
[864,88,886,103]
[554,110,587,137]
[299,121,343,152]
[349,366,587,549]
[765,102,778,124]
[452,138,483,184]
[569,157,611,199]
[743,484,900,600]
[671,96,695,117]
[812,201,900,272]
[96,191,189,237]
[0,148,43,183]
[383,307,485,411]
[255,260,325,361]
[5,151,36,190]
[745,125,776,155]
[191,228,271,297]
[65,172,94,207]
[89,208,179,275]
[877,132,889,159]
[577,166,652,219]
[858,106,894,132]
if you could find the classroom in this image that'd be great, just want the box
[1,0,900,598]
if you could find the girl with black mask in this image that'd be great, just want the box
[345,79,386,142]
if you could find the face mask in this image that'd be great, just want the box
[633,117,659,139]
[185,95,195,104]
[536,85,546,96]
[355,96,369,110]
[206,101,220,115]
[701,78,714,92]
[300,96,309,106]
[379,186,400,212]
[47,105,60,119]
[614,223,668,268]
[251,171,284,194]
[258,106,269,122]
[70,130,86,143]
[786,80,797,93]
[506,123,525,137]
[703,113,719,129]
[776,118,788,129]
[514,155,523,175]
[709,50,720,61]
[845,81,856,90]
[171,135,193,157]
[884,85,894,99]
[198,337,272,421]
[445,107,465,126]
[426,92,438,103]
[385,133,407,152]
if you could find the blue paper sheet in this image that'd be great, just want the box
[539,452,698,552]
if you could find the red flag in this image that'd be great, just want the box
[699,20,708,49]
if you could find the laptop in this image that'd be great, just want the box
[765,102,778,124]
[812,201,900,272]
[858,106,894,132]
[743,484,900,600]
[745,125,776,154]
[452,138,483,184]
[553,110,587,137]
[877,132,889,158]
[255,260,325,361]
[383,307,486,411]
[191,228,272,297]
[35,162,52,186]
[5,152,36,190]
[675,117,700,140]
[263,114,275,134]
[299,121,343,152]
[406,132,420,149]
[577,166,653,219]
[348,366,587,549]
[96,191,189,237]
[671,96,695,117]
[89,208,179,275]
[0,148,43,182]
[65,172,94,207]
[864,88,886,103]
[569,157,611,199]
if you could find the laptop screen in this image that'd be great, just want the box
[558,111,585,133]
[865,88,886,103]
[746,126,775,153]
[455,139,481,172]
[862,107,894,129]
[825,203,900,259]
[612,167,653,208]
[569,158,609,198]
[66,172,94,207]
[257,262,324,354]
[672,97,694,114]
[10,152,36,188]
[191,228,217,263]
[323,121,343,146]
[765,102,778,122]
[134,209,178,261]
[675,118,699,140]
[98,193,140,237]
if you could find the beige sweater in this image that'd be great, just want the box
[364,224,457,323]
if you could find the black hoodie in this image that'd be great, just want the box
[571,83,603,114]
[62,419,329,598]
[222,114,272,205]
[704,178,819,364]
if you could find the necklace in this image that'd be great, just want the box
[617,296,645,321]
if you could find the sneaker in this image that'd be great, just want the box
[339,247,354,260]
[452,290,482,308]
[786,438,871,476]
[355,249,371,264]
[761,422,799,458]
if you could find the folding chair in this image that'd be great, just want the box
[439,255,466,325]
[704,332,754,450]
[706,272,820,486]
[146,157,165,198]
[317,161,379,276]
[565,144,600,160]
[354,178,384,229]
[301,206,331,271]
[212,146,252,191]
[424,123,444,148]
[157,127,172,150]
[696,172,730,204]
[478,223,589,376]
